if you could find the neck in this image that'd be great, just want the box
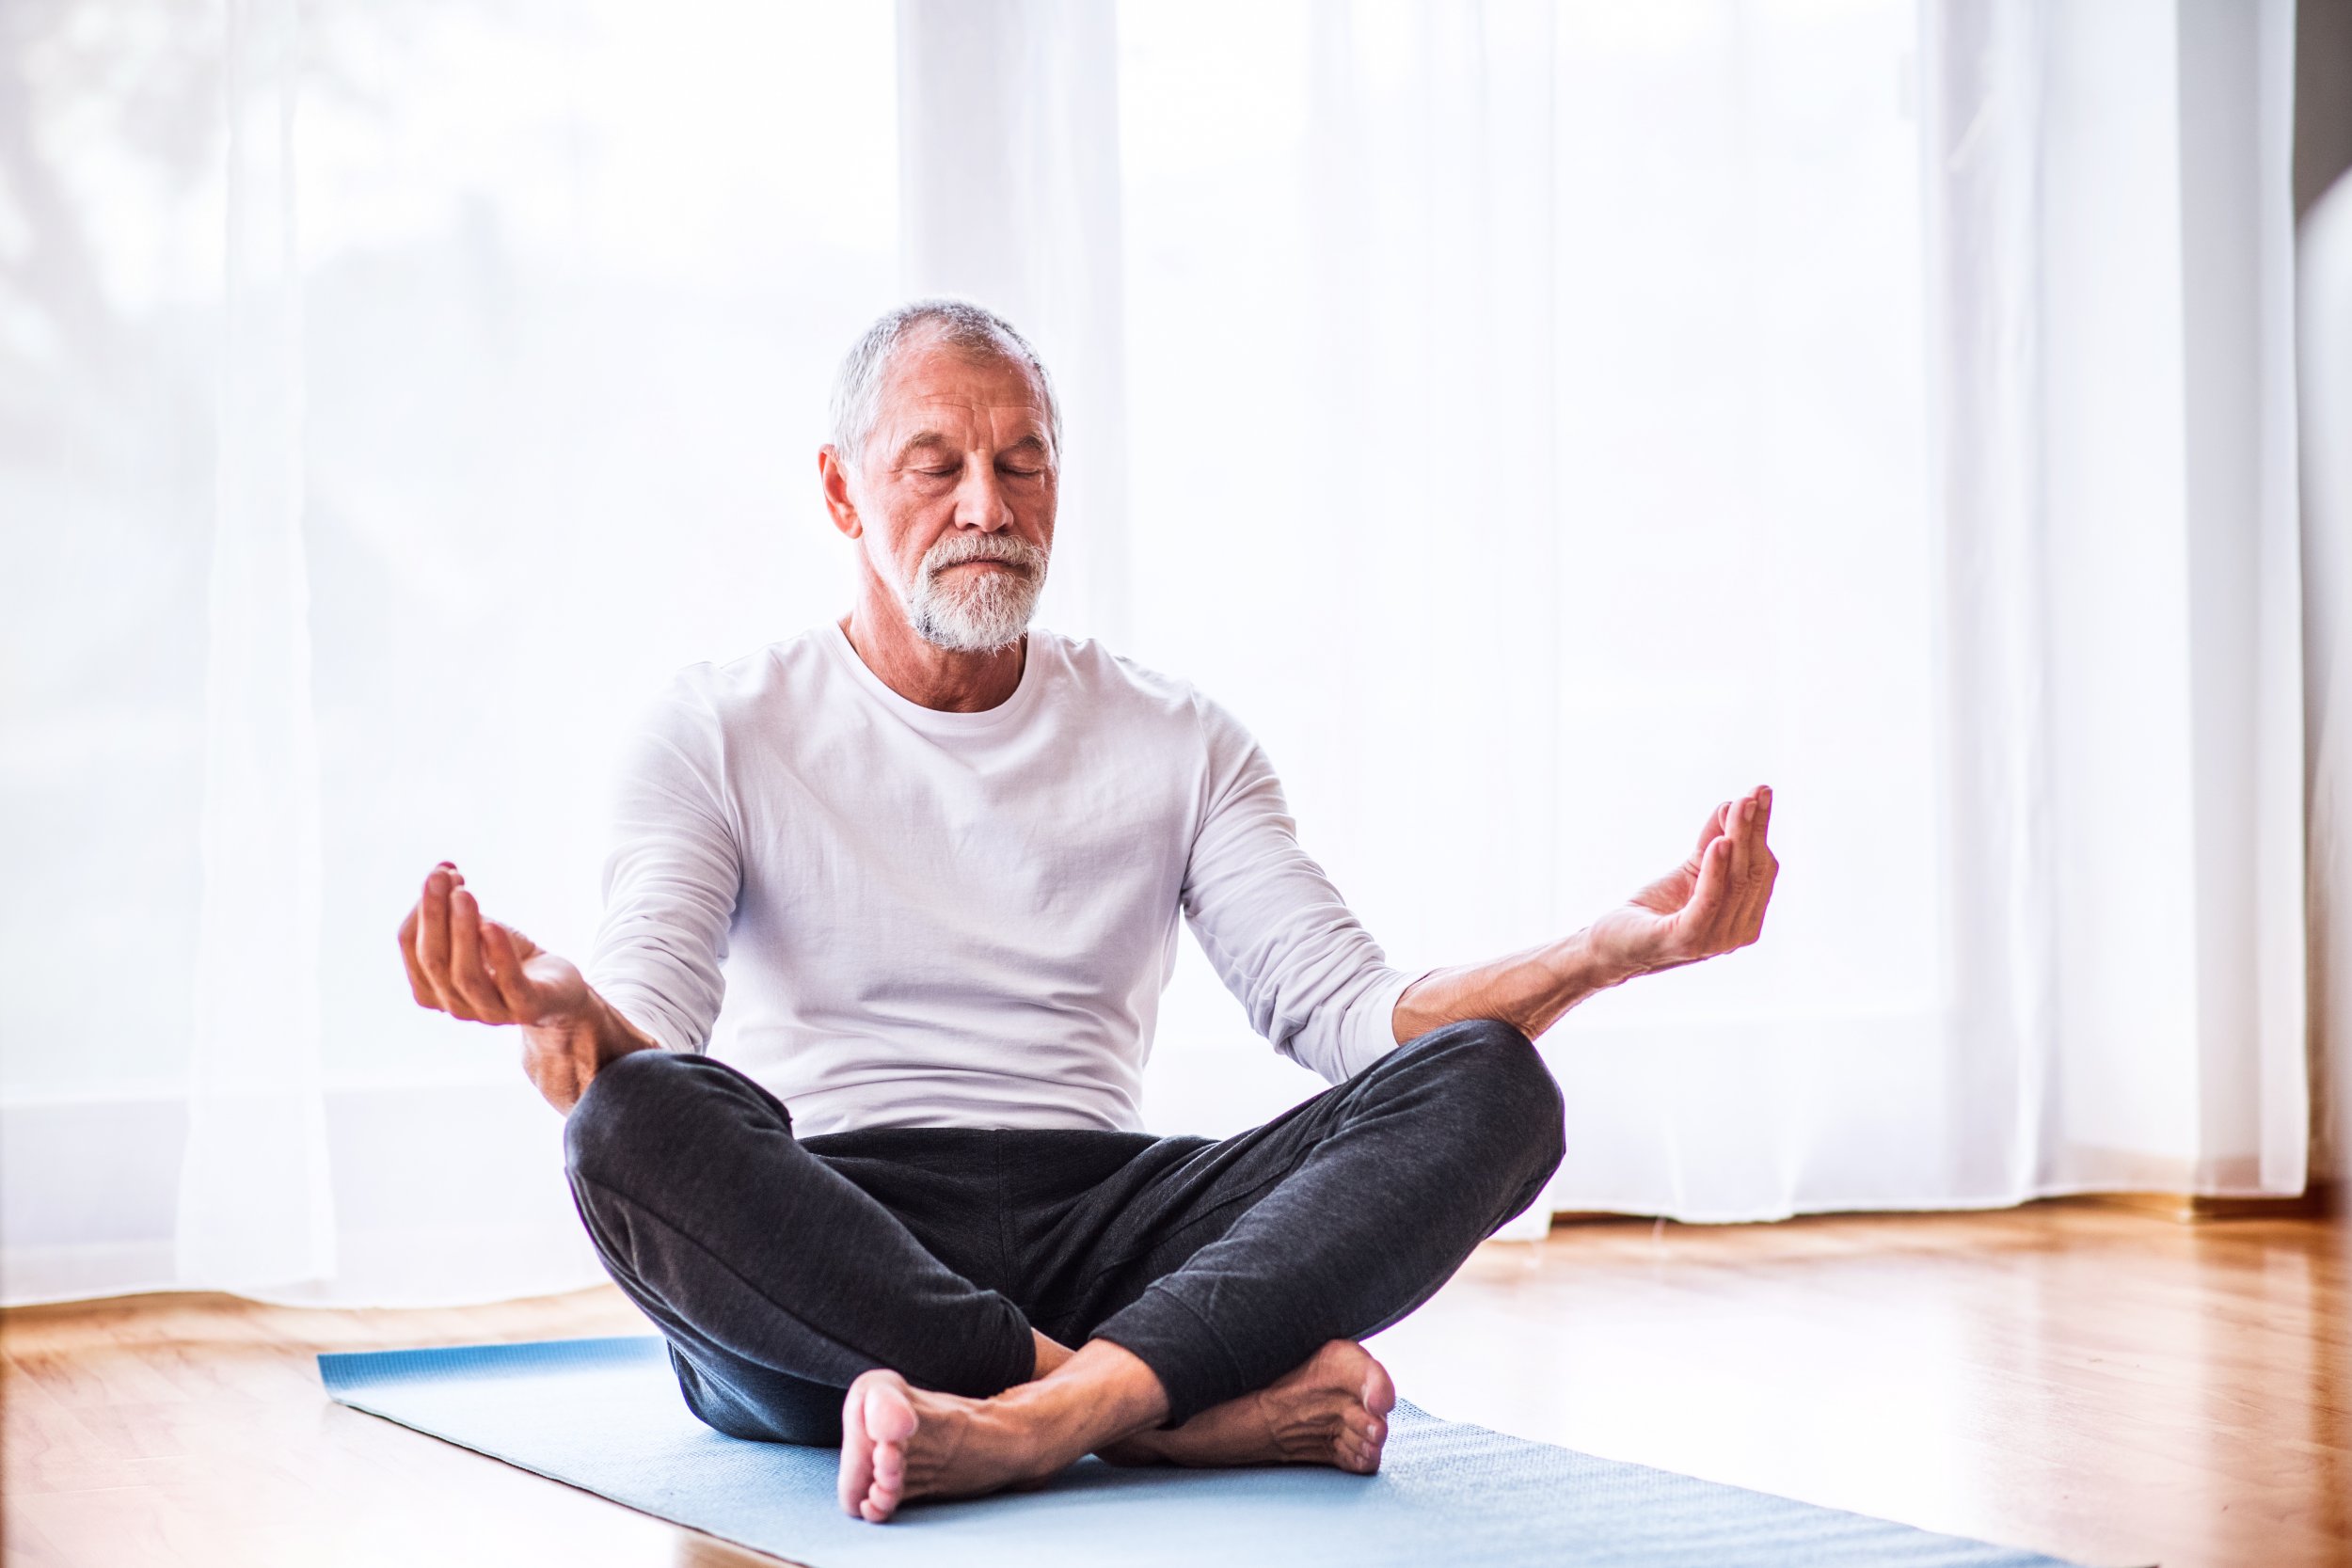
[839,586,1026,713]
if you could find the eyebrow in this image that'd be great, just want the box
[888,431,1052,466]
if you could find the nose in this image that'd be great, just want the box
[951,459,1015,533]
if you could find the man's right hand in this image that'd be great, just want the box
[397,862,652,1111]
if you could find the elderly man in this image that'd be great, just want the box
[396,299,1778,1523]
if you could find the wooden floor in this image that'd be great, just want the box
[4,1204,2345,1568]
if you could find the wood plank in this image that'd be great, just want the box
[2,1205,2344,1567]
[1370,1208,2349,1568]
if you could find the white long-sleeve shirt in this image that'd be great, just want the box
[585,623,1412,1135]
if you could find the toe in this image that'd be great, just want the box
[863,1452,905,1523]
[1340,1402,1388,1474]
[866,1377,921,1444]
[1360,1354,1398,1418]
[837,1380,876,1515]
[842,1370,920,1522]
[1332,1418,1367,1469]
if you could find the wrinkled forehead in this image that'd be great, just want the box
[870,330,1055,449]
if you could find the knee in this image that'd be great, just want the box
[564,1048,712,1187]
[1401,1019,1565,1183]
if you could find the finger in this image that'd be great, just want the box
[1743,845,1782,944]
[397,906,437,1008]
[1746,863,1778,943]
[1692,800,1731,862]
[1679,835,1736,952]
[1737,785,1776,929]
[1727,787,1763,885]
[417,866,457,1008]
[1711,832,1752,948]
[1722,854,1767,946]
[1727,826,1779,945]
[445,887,503,1022]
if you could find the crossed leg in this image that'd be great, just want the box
[564,1019,1564,1523]
[562,1054,1041,1446]
[829,1019,1565,1519]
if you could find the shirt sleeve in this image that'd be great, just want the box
[584,672,742,1055]
[1180,697,1414,1083]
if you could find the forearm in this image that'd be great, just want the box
[1391,927,1635,1045]
[522,990,660,1114]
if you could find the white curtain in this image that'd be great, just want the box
[0,0,2310,1307]
[1929,0,2306,1200]
[2304,104,2352,1209]
[3,0,902,1304]
[1107,0,2307,1220]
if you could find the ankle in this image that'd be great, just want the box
[994,1340,1170,1461]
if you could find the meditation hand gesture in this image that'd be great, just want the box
[398,863,589,1026]
[396,863,651,1111]
[1585,784,1778,981]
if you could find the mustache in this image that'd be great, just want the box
[922,534,1048,578]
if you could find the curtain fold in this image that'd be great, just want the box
[1919,0,2056,1204]
[179,0,336,1294]
[2026,0,2305,1195]
[1911,0,2308,1202]
[2299,106,2352,1205]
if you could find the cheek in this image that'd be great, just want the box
[1023,483,1058,544]
[852,508,906,576]
[866,501,946,577]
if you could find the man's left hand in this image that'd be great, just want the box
[1584,784,1778,982]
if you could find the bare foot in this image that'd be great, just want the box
[838,1370,1079,1522]
[838,1340,1174,1521]
[1099,1339,1397,1474]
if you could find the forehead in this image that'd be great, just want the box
[871,332,1051,441]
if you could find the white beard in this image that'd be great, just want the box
[899,531,1050,653]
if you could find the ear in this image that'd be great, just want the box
[819,446,863,540]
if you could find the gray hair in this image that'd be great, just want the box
[827,298,1062,475]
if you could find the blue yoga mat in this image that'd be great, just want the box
[319,1336,2096,1568]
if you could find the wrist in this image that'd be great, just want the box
[1509,929,1638,1037]
[1553,927,1638,996]
[1578,910,1672,990]
[1494,931,1634,1041]
[578,991,656,1068]
[524,991,654,1113]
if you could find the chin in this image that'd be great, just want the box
[908,575,1043,654]
[912,603,1037,654]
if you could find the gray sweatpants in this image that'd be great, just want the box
[562,1018,1565,1444]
